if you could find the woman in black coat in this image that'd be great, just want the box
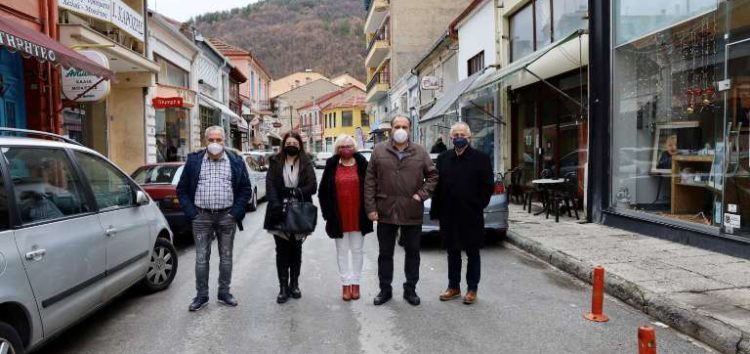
[430,122,494,304]
[319,135,373,301]
[264,131,317,304]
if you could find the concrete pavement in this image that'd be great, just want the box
[506,204,750,354]
[34,200,713,354]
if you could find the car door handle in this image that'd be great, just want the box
[105,227,118,237]
[25,249,46,261]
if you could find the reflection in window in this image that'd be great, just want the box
[554,0,588,38]
[535,0,552,48]
[614,0,717,45]
[510,5,534,62]
[6,148,89,223]
[75,152,136,210]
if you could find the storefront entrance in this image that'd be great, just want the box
[0,51,26,128]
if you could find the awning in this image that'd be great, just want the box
[420,72,482,123]
[463,30,587,101]
[0,15,114,79]
[199,94,249,132]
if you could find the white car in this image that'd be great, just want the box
[0,129,177,354]
[315,152,333,169]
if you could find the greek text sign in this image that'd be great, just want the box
[62,50,110,102]
[59,0,112,22]
[112,0,145,42]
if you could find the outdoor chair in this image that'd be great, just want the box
[547,172,580,222]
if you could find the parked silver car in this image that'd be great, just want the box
[422,153,509,240]
[0,129,177,354]
[238,151,269,211]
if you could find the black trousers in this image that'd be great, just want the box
[274,236,303,286]
[377,223,421,293]
[448,248,481,292]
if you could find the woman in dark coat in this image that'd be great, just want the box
[430,122,494,304]
[319,134,373,301]
[264,131,318,304]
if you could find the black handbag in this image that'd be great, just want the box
[278,188,318,234]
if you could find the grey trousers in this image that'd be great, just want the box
[192,211,237,297]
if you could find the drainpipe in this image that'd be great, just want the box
[49,0,62,134]
[38,0,49,132]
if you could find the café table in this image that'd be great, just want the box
[530,178,565,216]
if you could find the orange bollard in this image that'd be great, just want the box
[584,265,609,322]
[638,326,657,354]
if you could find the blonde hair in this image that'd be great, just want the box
[333,134,358,154]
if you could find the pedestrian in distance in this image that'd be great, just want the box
[319,134,373,301]
[430,136,447,154]
[176,126,253,312]
[364,115,439,306]
[263,131,318,304]
[430,122,494,305]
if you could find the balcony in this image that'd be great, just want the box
[365,27,390,69]
[364,0,389,33]
[366,64,390,102]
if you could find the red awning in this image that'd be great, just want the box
[0,15,114,80]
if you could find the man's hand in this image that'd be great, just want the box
[368,212,379,221]
[412,194,422,202]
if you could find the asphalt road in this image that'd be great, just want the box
[36,198,715,354]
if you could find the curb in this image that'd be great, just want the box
[506,230,750,354]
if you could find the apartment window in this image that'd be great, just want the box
[554,0,587,40]
[467,51,485,76]
[361,111,370,127]
[250,71,256,98]
[510,5,534,61]
[156,56,189,87]
[342,111,353,127]
[510,0,589,62]
[535,0,552,48]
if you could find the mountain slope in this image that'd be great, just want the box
[191,0,366,81]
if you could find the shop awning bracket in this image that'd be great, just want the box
[523,68,585,110]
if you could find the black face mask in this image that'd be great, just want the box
[284,146,300,156]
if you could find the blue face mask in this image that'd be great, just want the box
[453,137,469,149]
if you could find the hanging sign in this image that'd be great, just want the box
[420,76,441,90]
[111,0,145,42]
[62,50,110,102]
[152,97,184,109]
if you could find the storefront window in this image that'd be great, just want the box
[553,0,588,40]
[156,108,189,162]
[462,101,495,166]
[611,6,724,227]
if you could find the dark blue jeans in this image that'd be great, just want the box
[192,211,237,297]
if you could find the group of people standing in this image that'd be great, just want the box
[177,115,495,311]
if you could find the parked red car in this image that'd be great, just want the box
[132,163,191,236]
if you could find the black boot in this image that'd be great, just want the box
[289,263,302,299]
[277,283,290,304]
[276,259,290,304]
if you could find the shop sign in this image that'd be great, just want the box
[0,31,57,62]
[62,50,110,102]
[152,97,184,109]
[59,0,112,22]
[111,0,145,42]
[272,122,282,128]
[156,85,196,107]
[724,213,741,229]
[420,76,441,90]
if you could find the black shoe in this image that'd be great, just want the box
[290,263,302,299]
[189,296,209,312]
[373,291,392,306]
[277,286,290,304]
[217,293,238,307]
[403,291,421,306]
[289,285,302,299]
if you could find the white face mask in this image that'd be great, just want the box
[393,128,409,144]
[207,142,224,155]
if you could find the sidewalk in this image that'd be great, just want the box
[506,204,750,354]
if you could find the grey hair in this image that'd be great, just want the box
[450,122,472,136]
[390,115,411,128]
[333,134,358,154]
[204,125,225,138]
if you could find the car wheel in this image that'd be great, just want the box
[0,321,24,354]
[141,238,178,293]
[248,189,258,212]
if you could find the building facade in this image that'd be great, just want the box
[297,86,366,153]
[322,95,370,152]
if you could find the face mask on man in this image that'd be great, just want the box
[284,146,300,156]
[393,128,409,144]
[207,142,224,155]
[453,137,469,149]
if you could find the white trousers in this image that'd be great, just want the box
[335,231,364,285]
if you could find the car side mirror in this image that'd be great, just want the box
[136,191,150,206]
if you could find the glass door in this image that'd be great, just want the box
[721,0,750,235]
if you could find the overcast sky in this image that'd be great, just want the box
[150,0,259,22]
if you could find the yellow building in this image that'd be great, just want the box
[322,96,370,152]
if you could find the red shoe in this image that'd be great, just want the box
[351,285,360,300]
[343,285,352,301]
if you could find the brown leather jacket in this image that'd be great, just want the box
[364,141,438,225]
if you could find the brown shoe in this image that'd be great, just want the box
[351,285,360,300]
[439,288,461,301]
[463,291,477,305]
[343,285,352,301]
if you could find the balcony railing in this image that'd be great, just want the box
[367,65,390,92]
[366,23,389,53]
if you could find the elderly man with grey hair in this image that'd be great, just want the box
[430,121,494,305]
[177,126,252,311]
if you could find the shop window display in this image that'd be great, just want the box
[611,5,726,227]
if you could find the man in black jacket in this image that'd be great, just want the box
[177,126,252,312]
[430,122,494,305]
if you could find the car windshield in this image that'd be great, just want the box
[132,165,183,185]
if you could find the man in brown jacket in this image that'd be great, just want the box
[365,116,439,306]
